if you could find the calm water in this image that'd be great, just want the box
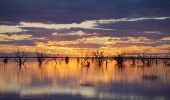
[0,58,170,100]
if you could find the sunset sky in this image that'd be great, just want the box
[0,0,170,56]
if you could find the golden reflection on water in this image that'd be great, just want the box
[0,58,170,99]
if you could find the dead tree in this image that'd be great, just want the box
[65,56,69,64]
[3,57,8,64]
[35,50,47,67]
[51,49,61,66]
[93,49,106,67]
[114,53,126,68]
[0,53,9,64]
[140,50,152,67]
[14,49,27,69]
[81,54,91,68]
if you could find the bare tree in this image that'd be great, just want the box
[3,57,8,64]
[2,53,9,64]
[93,49,106,67]
[14,49,27,69]
[140,49,152,67]
[0,53,9,64]
[81,54,91,68]
[51,49,61,66]
[114,53,126,68]
[35,49,47,67]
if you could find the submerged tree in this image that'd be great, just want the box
[51,49,62,66]
[14,49,27,69]
[139,50,153,67]
[35,49,47,67]
[0,53,9,64]
[65,56,69,64]
[81,54,91,68]
[3,57,8,64]
[93,49,106,67]
[164,48,170,67]
[114,53,126,68]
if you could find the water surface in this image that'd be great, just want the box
[0,58,170,100]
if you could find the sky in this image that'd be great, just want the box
[0,0,170,56]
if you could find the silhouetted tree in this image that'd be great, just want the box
[3,57,8,64]
[93,49,106,67]
[47,49,62,67]
[115,53,126,68]
[35,49,47,67]
[14,49,27,69]
[65,56,69,64]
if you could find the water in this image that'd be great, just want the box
[0,58,170,100]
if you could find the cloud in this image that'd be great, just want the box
[119,37,152,43]
[78,36,113,45]
[155,44,170,53]
[1,0,170,23]
[52,31,97,36]
[140,31,162,34]
[43,40,79,46]
[94,17,170,24]
[38,36,153,48]
[78,36,152,45]
[160,37,170,41]
[19,21,99,30]
[0,33,46,42]
[0,0,170,54]
[0,25,27,33]
[158,37,170,44]
[34,37,113,47]
[0,34,32,41]
[0,16,168,35]
[18,17,170,31]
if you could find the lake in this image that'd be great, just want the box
[0,58,170,100]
